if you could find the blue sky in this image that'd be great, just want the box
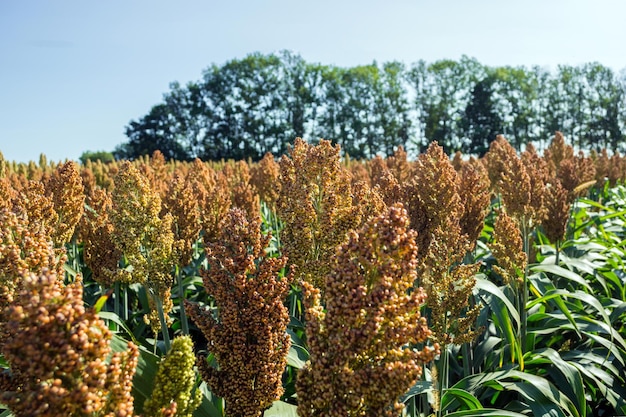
[1,0,625,163]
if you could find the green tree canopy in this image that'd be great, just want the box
[118,52,626,160]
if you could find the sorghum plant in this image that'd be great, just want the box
[368,155,404,207]
[80,187,122,287]
[277,138,363,292]
[490,210,528,288]
[14,180,58,239]
[143,335,202,417]
[224,160,260,221]
[542,177,570,263]
[0,205,64,360]
[400,142,483,413]
[384,145,412,185]
[250,152,281,211]
[486,136,536,228]
[109,161,179,340]
[544,132,596,201]
[0,270,138,417]
[297,204,437,417]
[161,172,200,268]
[189,159,231,245]
[543,131,574,176]
[44,160,85,247]
[140,150,170,200]
[458,158,491,250]
[403,142,482,346]
[185,207,292,417]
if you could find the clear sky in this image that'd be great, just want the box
[1,0,625,163]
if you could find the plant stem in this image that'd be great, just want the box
[435,344,449,417]
[520,221,530,355]
[113,281,120,331]
[154,293,171,353]
[272,206,281,253]
[437,312,449,417]
[555,239,561,266]
[176,266,190,335]
[462,342,472,376]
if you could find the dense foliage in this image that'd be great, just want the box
[117,52,626,161]
[1,132,626,416]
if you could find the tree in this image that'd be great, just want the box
[579,63,624,151]
[116,103,190,161]
[375,61,413,156]
[117,52,626,161]
[279,51,324,144]
[461,74,503,156]
[408,57,485,153]
[79,150,115,164]
[491,65,542,150]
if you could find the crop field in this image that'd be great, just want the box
[1,132,626,417]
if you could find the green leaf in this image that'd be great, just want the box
[452,369,578,416]
[441,388,483,411]
[528,348,586,417]
[526,289,581,339]
[264,400,299,417]
[445,410,527,417]
[93,290,112,313]
[475,278,520,327]
[286,343,309,369]
[98,311,138,344]
[531,264,592,292]
[474,277,522,367]
[401,380,433,401]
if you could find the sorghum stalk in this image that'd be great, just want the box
[490,210,528,365]
[185,207,292,417]
[297,204,438,417]
[277,138,369,295]
[109,161,180,349]
[1,270,138,416]
[175,266,189,335]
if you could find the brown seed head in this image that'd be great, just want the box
[542,178,570,244]
[297,204,438,417]
[45,161,85,246]
[491,210,527,286]
[250,152,281,211]
[1,270,138,416]
[186,207,293,417]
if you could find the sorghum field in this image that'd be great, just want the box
[1,133,626,417]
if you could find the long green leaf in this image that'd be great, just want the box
[475,278,520,328]
[474,277,522,367]
[453,369,578,417]
[526,289,580,338]
[99,311,138,344]
[441,388,483,411]
[527,348,586,417]
[531,264,592,292]
[445,410,527,417]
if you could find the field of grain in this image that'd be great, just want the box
[1,132,626,416]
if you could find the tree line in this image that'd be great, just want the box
[115,51,626,161]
